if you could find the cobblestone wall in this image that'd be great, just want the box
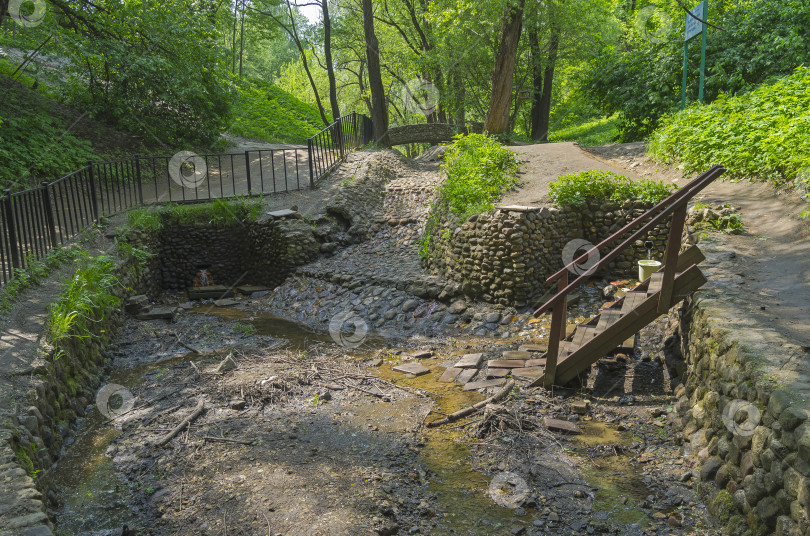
[425,200,671,308]
[674,295,810,535]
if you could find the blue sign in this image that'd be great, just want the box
[685,1,706,41]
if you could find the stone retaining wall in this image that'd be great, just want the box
[425,200,671,308]
[674,294,810,535]
[157,216,320,291]
[0,253,151,536]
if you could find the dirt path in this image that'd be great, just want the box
[583,143,810,349]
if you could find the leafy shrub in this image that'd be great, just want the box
[49,253,120,349]
[649,66,810,185]
[0,73,96,189]
[420,134,520,259]
[229,77,327,144]
[549,170,675,208]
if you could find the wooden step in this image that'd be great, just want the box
[620,291,647,314]
[596,309,623,331]
[530,264,706,388]
[571,326,598,348]
[647,272,665,294]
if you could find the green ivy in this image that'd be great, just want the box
[549,169,675,208]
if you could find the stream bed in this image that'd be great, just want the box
[48,304,716,535]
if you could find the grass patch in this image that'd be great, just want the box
[649,65,810,186]
[548,115,620,146]
[229,77,327,144]
[420,134,520,260]
[159,197,263,228]
[48,253,120,352]
[549,169,675,208]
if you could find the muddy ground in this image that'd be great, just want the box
[49,290,720,536]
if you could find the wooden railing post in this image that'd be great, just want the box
[544,271,569,388]
[657,204,687,314]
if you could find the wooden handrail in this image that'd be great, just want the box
[533,165,725,317]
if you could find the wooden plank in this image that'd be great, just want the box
[621,292,647,314]
[544,273,568,389]
[530,265,706,388]
[647,272,665,294]
[596,309,623,331]
[463,379,506,391]
[438,367,462,383]
[658,205,687,314]
[454,353,484,368]
[487,359,527,368]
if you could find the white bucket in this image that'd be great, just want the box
[638,259,662,282]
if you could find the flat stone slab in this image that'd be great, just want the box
[463,379,505,391]
[214,299,239,307]
[237,285,270,294]
[544,418,582,435]
[502,350,531,360]
[266,209,299,219]
[487,359,527,369]
[393,362,430,376]
[511,367,545,379]
[497,205,542,212]
[136,307,176,321]
[456,369,478,384]
[438,367,462,383]
[188,286,235,300]
[454,353,484,368]
[486,368,510,378]
[409,349,434,359]
[519,344,548,353]
[526,358,547,367]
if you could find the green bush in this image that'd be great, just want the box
[49,253,119,350]
[229,78,328,144]
[420,134,520,259]
[549,169,675,208]
[649,66,810,185]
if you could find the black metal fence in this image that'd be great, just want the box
[0,111,372,286]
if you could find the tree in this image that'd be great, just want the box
[484,0,526,134]
[362,0,388,144]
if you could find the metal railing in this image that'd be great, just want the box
[0,112,372,285]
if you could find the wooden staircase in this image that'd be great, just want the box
[529,165,726,389]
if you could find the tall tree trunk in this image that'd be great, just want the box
[0,0,10,29]
[536,27,559,142]
[231,0,238,73]
[322,0,340,121]
[362,0,389,145]
[452,70,465,126]
[484,0,526,135]
[238,0,245,78]
[528,30,543,140]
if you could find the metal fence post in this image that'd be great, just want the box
[87,162,100,221]
[307,139,315,188]
[3,190,20,269]
[244,151,252,195]
[41,182,58,248]
[135,158,144,206]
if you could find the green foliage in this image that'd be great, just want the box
[16,446,37,477]
[0,248,77,315]
[549,170,675,208]
[420,134,519,259]
[229,77,327,143]
[650,66,810,187]
[48,253,120,349]
[710,213,743,234]
[548,115,620,146]
[587,0,810,141]
[127,208,163,234]
[159,197,263,227]
[0,73,96,189]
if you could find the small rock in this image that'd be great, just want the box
[228,399,246,410]
[215,354,238,373]
[571,400,590,415]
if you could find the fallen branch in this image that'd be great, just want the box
[153,398,205,447]
[173,331,201,354]
[203,436,254,445]
[427,381,515,428]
